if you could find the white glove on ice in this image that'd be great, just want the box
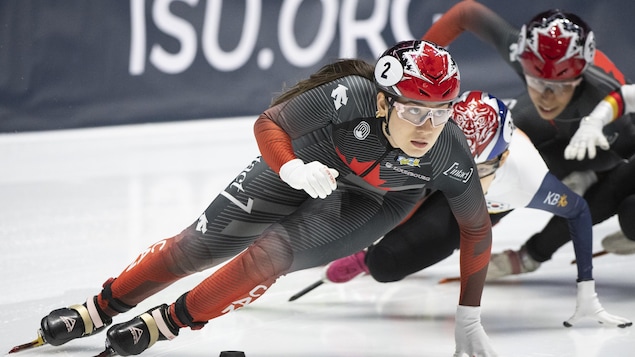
[279,159,339,199]
[561,170,598,196]
[454,305,498,357]
[564,116,610,161]
[564,280,633,328]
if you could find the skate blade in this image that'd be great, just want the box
[93,347,118,357]
[8,332,46,353]
[288,279,324,301]
[438,276,460,284]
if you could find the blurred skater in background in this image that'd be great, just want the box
[421,0,635,277]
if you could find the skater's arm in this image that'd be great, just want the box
[421,0,519,61]
[525,173,593,281]
[254,112,296,173]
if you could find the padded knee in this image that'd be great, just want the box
[366,245,406,282]
[181,231,294,323]
[246,232,294,279]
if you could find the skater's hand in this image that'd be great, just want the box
[454,305,498,357]
[279,159,339,199]
[564,116,609,161]
[561,170,597,196]
[564,280,633,328]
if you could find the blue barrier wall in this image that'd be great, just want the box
[1,0,633,132]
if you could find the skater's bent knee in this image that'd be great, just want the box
[366,247,405,282]
[247,233,294,278]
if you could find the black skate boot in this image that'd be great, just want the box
[104,304,179,356]
[40,296,112,346]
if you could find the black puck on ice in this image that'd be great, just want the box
[219,351,246,357]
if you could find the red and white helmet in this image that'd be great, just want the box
[514,10,595,80]
[452,91,514,164]
[374,40,460,103]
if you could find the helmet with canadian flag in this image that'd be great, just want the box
[452,91,514,164]
[374,40,460,103]
[514,9,595,80]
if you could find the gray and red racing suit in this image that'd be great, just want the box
[99,73,492,326]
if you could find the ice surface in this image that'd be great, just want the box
[1,117,632,357]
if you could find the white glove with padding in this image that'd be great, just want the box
[564,280,633,328]
[454,305,498,357]
[561,170,598,196]
[564,115,610,161]
[279,159,339,199]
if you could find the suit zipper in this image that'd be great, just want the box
[360,148,391,177]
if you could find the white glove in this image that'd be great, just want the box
[564,116,610,161]
[564,280,633,328]
[561,170,598,196]
[279,159,339,199]
[454,305,498,357]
